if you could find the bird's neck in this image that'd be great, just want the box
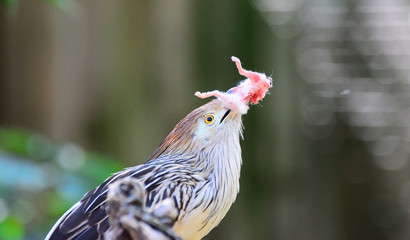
[211,132,242,194]
[192,126,243,179]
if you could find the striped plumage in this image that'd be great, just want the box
[46,99,244,240]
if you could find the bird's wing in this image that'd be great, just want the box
[45,161,202,240]
[45,169,129,240]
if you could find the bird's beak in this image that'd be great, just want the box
[220,109,231,124]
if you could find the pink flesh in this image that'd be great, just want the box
[195,56,272,114]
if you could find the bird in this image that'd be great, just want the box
[45,56,272,240]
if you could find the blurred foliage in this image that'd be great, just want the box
[0,0,60,6]
[0,0,16,7]
[0,128,124,240]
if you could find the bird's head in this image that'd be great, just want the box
[192,100,242,143]
[147,99,243,160]
[147,56,272,161]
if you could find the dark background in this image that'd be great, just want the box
[1,0,410,239]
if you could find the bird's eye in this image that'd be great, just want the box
[204,115,214,125]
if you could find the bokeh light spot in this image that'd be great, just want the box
[56,143,86,171]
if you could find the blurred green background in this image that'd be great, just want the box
[1,0,410,239]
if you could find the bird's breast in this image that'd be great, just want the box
[174,139,242,240]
